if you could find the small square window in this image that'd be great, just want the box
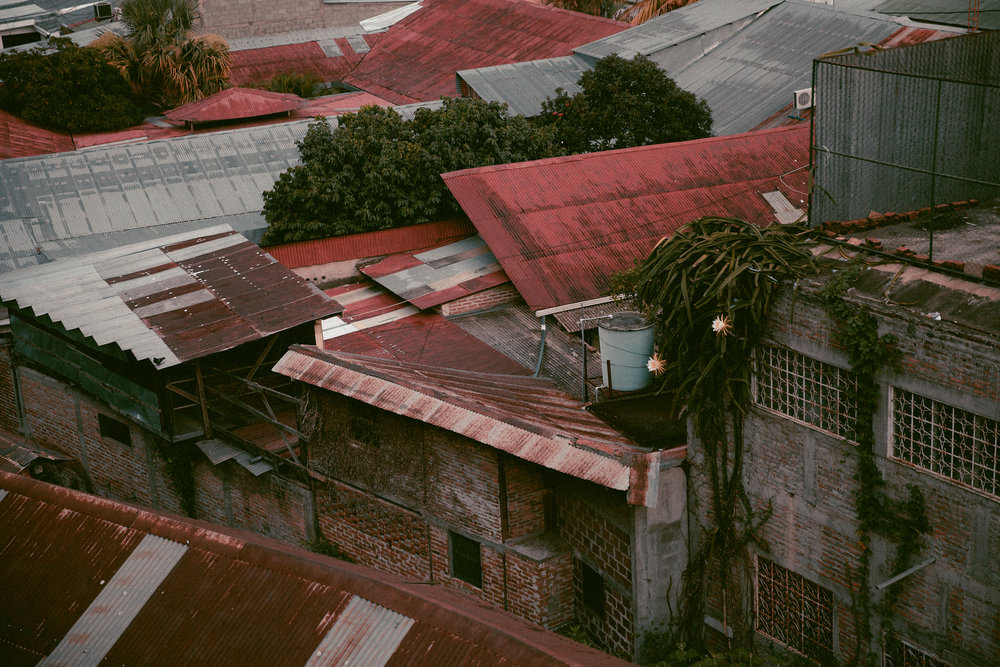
[449,531,482,588]
[581,561,605,618]
[348,405,379,447]
[99,414,131,447]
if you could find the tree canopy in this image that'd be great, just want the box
[0,39,143,133]
[261,98,560,245]
[537,53,712,153]
[93,0,230,108]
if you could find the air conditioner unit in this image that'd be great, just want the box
[794,88,815,111]
[95,2,113,20]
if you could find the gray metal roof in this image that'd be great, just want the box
[574,0,780,63]
[458,56,591,117]
[0,121,311,272]
[670,0,901,135]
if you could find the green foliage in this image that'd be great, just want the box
[620,217,815,652]
[544,0,624,19]
[94,0,230,108]
[261,98,560,245]
[819,262,930,655]
[0,39,143,132]
[251,72,323,98]
[537,54,712,153]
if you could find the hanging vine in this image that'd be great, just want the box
[819,262,930,659]
[614,217,816,652]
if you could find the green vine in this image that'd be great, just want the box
[152,439,199,517]
[618,217,816,652]
[819,262,930,660]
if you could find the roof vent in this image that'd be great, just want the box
[794,88,814,111]
[94,2,112,20]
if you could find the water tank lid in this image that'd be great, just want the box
[599,311,650,332]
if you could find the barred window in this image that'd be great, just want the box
[756,558,834,661]
[884,635,949,667]
[891,388,1000,499]
[449,531,482,588]
[755,345,858,437]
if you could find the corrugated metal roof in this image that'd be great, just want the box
[875,0,1000,30]
[0,225,342,367]
[670,0,904,135]
[0,429,68,473]
[322,282,529,375]
[228,32,382,87]
[0,109,74,160]
[0,471,632,666]
[443,125,810,315]
[274,345,659,502]
[0,120,311,271]
[165,88,303,123]
[266,219,475,268]
[458,55,592,117]
[41,534,189,666]
[344,0,627,104]
[360,234,508,310]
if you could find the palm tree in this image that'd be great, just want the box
[94,0,230,108]
[625,0,700,25]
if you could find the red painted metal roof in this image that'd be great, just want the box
[0,226,342,367]
[165,87,303,123]
[298,91,393,117]
[321,282,528,374]
[443,125,811,314]
[878,25,959,49]
[344,0,627,103]
[360,235,508,309]
[266,218,475,268]
[274,345,664,505]
[229,34,382,87]
[0,471,631,665]
[0,110,74,159]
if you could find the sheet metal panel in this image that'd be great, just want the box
[444,124,809,314]
[41,535,188,667]
[306,596,414,667]
[457,55,591,117]
[275,346,647,497]
[344,0,626,103]
[165,88,302,123]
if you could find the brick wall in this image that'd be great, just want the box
[439,283,522,317]
[708,282,1000,665]
[506,546,574,628]
[503,457,548,540]
[0,344,20,432]
[197,0,400,40]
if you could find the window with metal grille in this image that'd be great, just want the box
[581,561,605,618]
[883,635,949,667]
[98,414,131,447]
[756,558,834,661]
[891,388,1000,499]
[449,531,482,588]
[754,345,858,438]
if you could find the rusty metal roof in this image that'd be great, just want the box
[164,88,304,124]
[0,429,68,474]
[321,282,528,375]
[360,235,508,310]
[0,226,342,368]
[228,32,382,87]
[266,219,475,268]
[343,0,627,104]
[0,110,74,160]
[274,345,662,505]
[443,125,811,315]
[0,471,632,665]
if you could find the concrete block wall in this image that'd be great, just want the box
[710,283,1000,665]
[197,0,401,40]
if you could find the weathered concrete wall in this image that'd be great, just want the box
[198,0,401,40]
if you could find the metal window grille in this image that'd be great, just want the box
[755,346,858,437]
[891,388,1000,499]
[884,636,950,667]
[756,558,834,661]
[449,531,482,588]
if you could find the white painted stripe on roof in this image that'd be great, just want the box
[352,305,419,330]
[164,233,245,262]
[0,489,7,504]
[321,316,359,340]
[305,596,414,667]
[40,534,188,666]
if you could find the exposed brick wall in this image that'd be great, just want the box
[198,0,400,40]
[439,283,522,317]
[708,282,1000,665]
[503,457,548,540]
[506,548,574,628]
[0,344,20,432]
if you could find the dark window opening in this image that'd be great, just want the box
[348,405,379,447]
[449,531,482,588]
[99,414,131,447]
[581,561,605,618]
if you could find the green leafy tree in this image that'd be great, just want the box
[261,98,560,245]
[544,0,625,19]
[537,53,712,153]
[93,0,230,108]
[0,39,143,132]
